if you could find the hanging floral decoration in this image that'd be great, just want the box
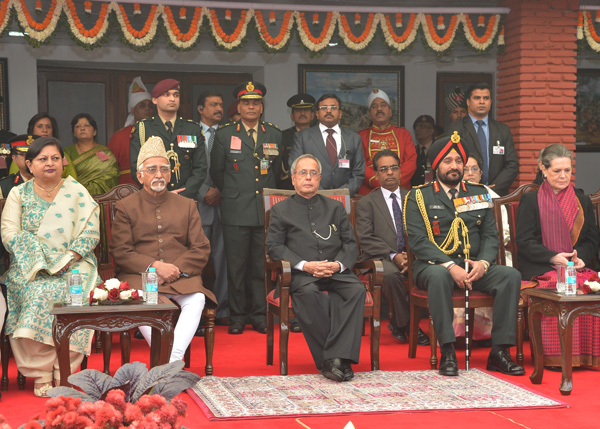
[0,0,508,54]
[579,11,600,53]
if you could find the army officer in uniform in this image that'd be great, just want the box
[404,132,524,377]
[130,78,207,199]
[210,81,282,335]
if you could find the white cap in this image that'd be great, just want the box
[124,76,151,127]
[367,88,390,108]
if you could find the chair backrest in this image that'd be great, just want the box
[262,188,351,262]
[93,184,140,266]
[588,188,600,235]
[492,183,539,270]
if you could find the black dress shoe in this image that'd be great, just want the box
[416,328,430,346]
[439,350,459,376]
[341,359,354,381]
[134,329,144,340]
[391,327,408,343]
[252,321,267,334]
[228,322,244,335]
[194,327,205,337]
[320,358,344,382]
[290,318,302,333]
[486,349,525,376]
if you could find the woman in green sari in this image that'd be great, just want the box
[64,113,119,196]
[1,137,100,397]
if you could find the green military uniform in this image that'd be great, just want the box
[0,172,25,199]
[210,119,282,327]
[129,116,207,200]
[404,179,521,347]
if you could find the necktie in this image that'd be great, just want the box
[390,193,406,252]
[207,127,215,154]
[326,129,337,166]
[248,128,256,144]
[449,188,457,201]
[165,120,173,137]
[476,120,489,184]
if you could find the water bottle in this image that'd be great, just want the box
[69,269,83,306]
[146,267,158,305]
[565,262,577,296]
[556,265,566,294]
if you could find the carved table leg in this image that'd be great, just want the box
[528,300,544,385]
[558,305,574,396]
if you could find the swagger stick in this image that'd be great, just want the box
[464,260,470,371]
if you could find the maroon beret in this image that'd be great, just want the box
[151,79,180,98]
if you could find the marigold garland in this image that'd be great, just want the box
[582,11,600,53]
[0,1,513,54]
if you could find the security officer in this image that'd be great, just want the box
[210,81,282,335]
[278,93,315,190]
[0,134,35,198]
[404,132,524,377]
[129,78,207,199]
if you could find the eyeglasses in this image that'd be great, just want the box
[143,166,170,175]
[464,167,481,173]
[317,105,339,111]
[294,169,320,177]
[377,165,400,173]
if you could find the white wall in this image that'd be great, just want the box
[1,38,497,137]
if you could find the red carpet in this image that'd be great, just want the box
[1,323,599,428]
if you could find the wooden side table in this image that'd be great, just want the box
[52,296,179,387]
[522,288,600,396]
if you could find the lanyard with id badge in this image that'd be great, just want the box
[492,140,505,155]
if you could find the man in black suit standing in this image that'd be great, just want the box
[266,154,365,382]
[448,82,518,196]
[355,149,429,346]
[289,94,365,196]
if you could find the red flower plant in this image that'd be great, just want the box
[107,288,120,301]
[119,281,131,290]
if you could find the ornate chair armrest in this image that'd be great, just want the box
[353,259,384,293]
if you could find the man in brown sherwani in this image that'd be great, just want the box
[110,136,216,362]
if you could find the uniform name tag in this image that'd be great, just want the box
[262,143,279,156]
[339,159,350,169]
[428,204,444,210]
[230,136,242,151]
[453,193,493,212]
[493,145,505,155]
[177,135,197,148]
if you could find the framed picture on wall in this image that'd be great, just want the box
[298,64,404,132]
[0,58,8,131]
[576,69,600,152]
[436,72,494,134]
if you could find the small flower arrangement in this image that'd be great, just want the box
[89,278,140,305]
[582,272,600,294]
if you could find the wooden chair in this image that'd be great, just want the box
[263,188,383,375]
[0,198,26,391]
[492,183,539,367]
[587,188,600,271]
[92,184,216,376]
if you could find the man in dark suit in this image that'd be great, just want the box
[130,78,207,199]
[447,82,518,196]
[278,93,316,190]
[266,154,365,382]
[404,132,524,377]
[355,149,429,346]
[210,81,282,335]
[289,93,365,197]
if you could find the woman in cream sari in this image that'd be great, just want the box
[1,137,100,397]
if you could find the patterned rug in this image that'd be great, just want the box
[188,369,567,421]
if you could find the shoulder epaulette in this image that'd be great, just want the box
[464,180,486,187]
[412,182,432,189]
[218,122,235,130]
[262,121,280,130]
[184,118,197,124]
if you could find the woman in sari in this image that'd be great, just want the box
[64,113,119,195]
[5,113,78,180]
[1,137,100,397]
[516,143,600,368]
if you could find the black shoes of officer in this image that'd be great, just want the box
[228,322,244,335]
[391,325,430,346]
[341,359,354,381]
[290,318,302,333]
[486,349,525,375]
[133,329,144,340]
[439,349,459,376]
[252,321,267,334]
[320,358,345,382]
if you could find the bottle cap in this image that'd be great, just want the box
[149,267,156,272]
[567,261,574,266]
